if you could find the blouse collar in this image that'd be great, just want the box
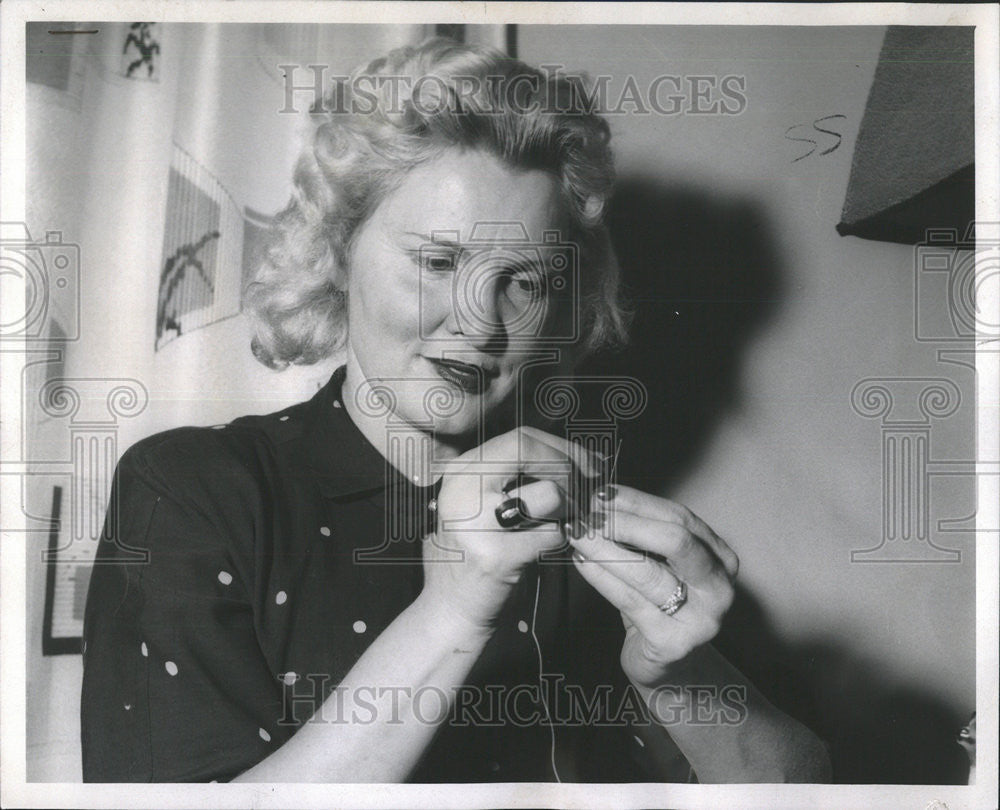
[298,365,393,498]
[297,365,440,501]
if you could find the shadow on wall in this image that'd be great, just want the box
[717,587,970,784]
[581,175,784,491]
[579,176,969,784]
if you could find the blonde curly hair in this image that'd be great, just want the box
[243,37,629,370]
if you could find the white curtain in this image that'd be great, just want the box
[23,21,447,782]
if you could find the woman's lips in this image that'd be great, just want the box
[427,358,494,394]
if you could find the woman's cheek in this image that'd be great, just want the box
[367,264,423,339]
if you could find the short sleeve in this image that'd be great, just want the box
[80,429,287,782]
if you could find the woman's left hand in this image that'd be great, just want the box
[567,485,740,689]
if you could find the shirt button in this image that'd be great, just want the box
[319,526,331,537]
[279,415,290,421]
[352,620,367,634]
[517,620,529,633]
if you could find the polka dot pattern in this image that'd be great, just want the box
[84,367,657,782]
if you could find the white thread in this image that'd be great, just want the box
[530,569,561,782]
[526,439,623,782]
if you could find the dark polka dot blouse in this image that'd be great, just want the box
[81,366,691,783]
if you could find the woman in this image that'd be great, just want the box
[81,37,830,783]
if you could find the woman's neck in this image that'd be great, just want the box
[341,354,467,486]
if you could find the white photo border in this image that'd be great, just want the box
[2,2,997,808]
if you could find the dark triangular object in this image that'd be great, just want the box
[838,26,974,245]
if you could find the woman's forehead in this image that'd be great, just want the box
[377,149,572,242]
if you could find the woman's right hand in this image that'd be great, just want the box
[420,426,602,631]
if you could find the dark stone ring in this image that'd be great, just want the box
[495,497,531,529]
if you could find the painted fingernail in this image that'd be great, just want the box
[562,519,585,540]
[495,497,530,528]
[595,485,617,501]
[502,474,539,496]
[572,550,586,563]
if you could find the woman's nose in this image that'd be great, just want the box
[447,260,512,349]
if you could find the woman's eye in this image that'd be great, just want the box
[508,269,546,297]
[422,253,457,272]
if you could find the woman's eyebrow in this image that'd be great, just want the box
[400,231,463,250]
[399,231,549,276]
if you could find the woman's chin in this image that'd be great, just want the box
[423,412,488,445]
[388,380,518,446]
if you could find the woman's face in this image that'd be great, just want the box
[344,147,575,444]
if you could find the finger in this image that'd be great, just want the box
[590,509,718,584]
[515,426,604,479]
[570,549,660,625]
[596,486,739,578]
[510,428,602,520]
[502,478,567,523]
[510,473,593,524]
[454,431,596,498]
[443,435,573,494]
[574,551,725,662]
[569,531,683,606]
